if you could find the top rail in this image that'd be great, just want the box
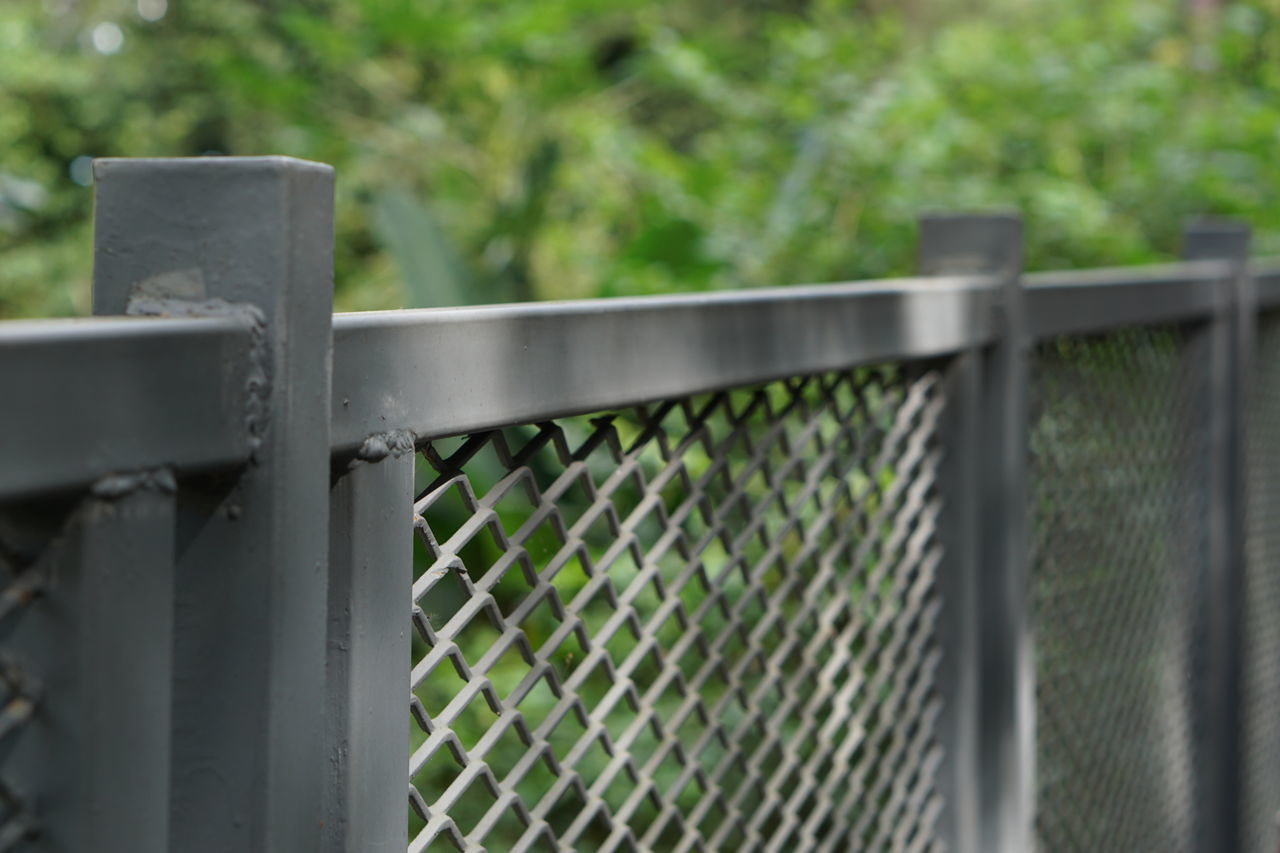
[0,314,260,500]
[1255,261,1280,310]
[4,256,1273,493]
[1024,260,1231,339]
[328,274,998,453]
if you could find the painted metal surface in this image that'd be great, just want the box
[1185,221,1253,853]
[930,350,982,853]
[92,156,336,853]
[329,275,999,452]
[0,315,257,500]
[1254,265,1280,309]
[4,154,1280,853]
[325,453,415,853]
[1025,260,1228,339]
[0,481,175,852]
[919,213,1034,853]
[1241,308,1280,853]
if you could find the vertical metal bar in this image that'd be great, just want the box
[325,451,415,853]
[1184,221,1252,853]
[1,478,176,852]
[930,349,982,853]
[918,213,1030,853]
[92,157,335,852]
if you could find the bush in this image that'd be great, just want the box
[3,0,1278,319]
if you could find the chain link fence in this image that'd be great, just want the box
[6,159,1280,853]
[1029,327,1204,852]
[0,503,52,852]
[408,367,947,853]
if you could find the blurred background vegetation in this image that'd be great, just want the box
[3,0,1280,318]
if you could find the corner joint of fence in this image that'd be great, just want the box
[91,155,336,852]
[918,211,1030,853]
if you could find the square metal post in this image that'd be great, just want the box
[1184,220,1252,853]
[92,157,335,852]
[325,449,415,853]
[930,345,982,853]
[918,214,1031,853]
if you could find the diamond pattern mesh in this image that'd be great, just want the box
[407,367,947,853]
[0,503,55,850]
[1029,327,1204,852]
[1242,310,1280,853]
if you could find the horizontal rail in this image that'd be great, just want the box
[1255,262,1280,310]
[0,315,259,500]
[1024,260,1230,339]
[330,275,998,452]
[5,258,1272,488]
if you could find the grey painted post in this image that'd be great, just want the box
[1184,220,1252,853]
[325,449,416,853]
[918,214,1031,853]
[92,157,335,852]
[0,481,176,852]
[929,344,982,853]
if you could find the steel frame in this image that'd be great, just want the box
[0,156,1274,853]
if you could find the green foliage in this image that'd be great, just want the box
[4,0,1280,318]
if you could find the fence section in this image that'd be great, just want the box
[407,366,947,852]
[2,157,1280,852]
[1028,325,1205,851]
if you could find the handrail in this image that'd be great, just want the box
[0,314,260,499]
[329,274,999,452]
[1024,259,1230,338]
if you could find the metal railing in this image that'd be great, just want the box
[0,157,1278,852]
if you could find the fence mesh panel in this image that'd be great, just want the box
[1243,310,1280,853]
[1029,326,1204,852]
[407,366,947,853]
[0,501,62,849]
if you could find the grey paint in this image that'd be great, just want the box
[325,455,415,853]
[92,156,335,852]
[0,154,1277,850]
[329,276,999,452]
[919,213,1033,853]
[1254,267,1280,309]
[0,259,1258,501]
[1,482,175,852]
[1025,261,1229,339]
[0,315,256,500]
[931,349,982,853]
[1184,221,1252,853]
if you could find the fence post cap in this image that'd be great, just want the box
[92,155,335,317]
[1182,218,1251,263]
[917,212,1023,277]
[93,154,332,176]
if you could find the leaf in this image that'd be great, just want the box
[371,188,473,307]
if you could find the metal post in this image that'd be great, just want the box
[930,346,982,853]
[0,479,176,852]
[325,449,415,853]
[918,214,1030,853]
[1184,220,1252,853]
[92,157,335,852]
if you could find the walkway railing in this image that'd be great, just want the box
[1,156,1278,853]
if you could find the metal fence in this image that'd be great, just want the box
[0,157,1278,853]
